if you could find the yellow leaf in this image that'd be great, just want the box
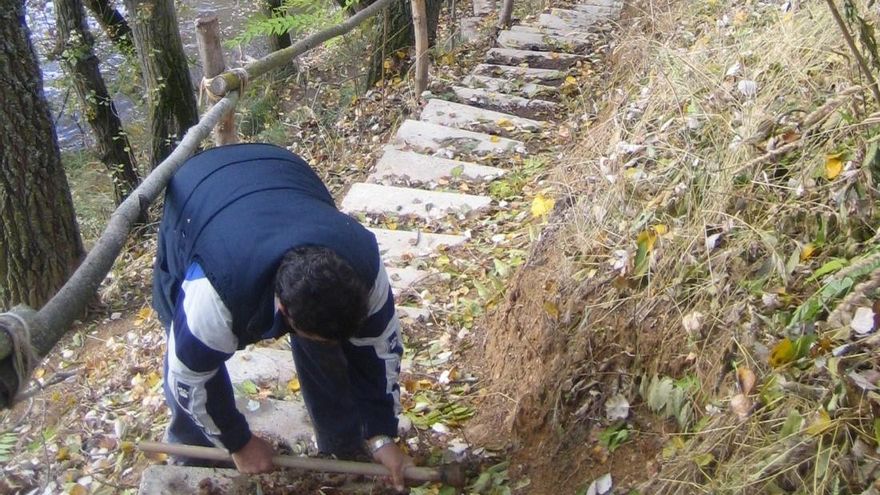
[769,338,796,367]
[800,243,816,261]
[496,117,515,131]
[824,153,843,180]
[56,446,70,462]
[564,75,577,85]
[287,378,301,393]
[68,484,87,495]
[34,367,46,379]
[637,229,658,252]
[120,441,135,453]
[145,371,162,389]
[736,367,757,395]
[440,53,455,65]
[383,58,393,70]
[806,408,832,436]
[543,301,559,318]
[653,224,669,236]
[531,194,555,218]
[489,135,501,143]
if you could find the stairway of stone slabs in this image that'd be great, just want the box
[139,0,621,492]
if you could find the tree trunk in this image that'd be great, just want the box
[82,0,134,55]
[55,0,141,206]
[0,0,85,310]
[124,0,198,167]
[263,0,292,52]
[365,0,441,87]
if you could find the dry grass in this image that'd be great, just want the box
[539,0,880,491]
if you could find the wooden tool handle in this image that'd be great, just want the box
[137,441,442,482]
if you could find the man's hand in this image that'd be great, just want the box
[372,442,414,492]
[231,435,276,474]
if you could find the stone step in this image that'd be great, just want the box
[236,396,313,447]
[387,266,431,291]
[472,63,567,85]
[341,183,492,219]
[486,47,584,70]
[551,8,605,25]
[577,0,623,7]
[371,147,505,184]
[370,227,467,260]
[397,306,431,322]
[538,13,596,31]
[459,16,481,42]
[392,119,524,155]
[510,24,589,37]
[573,4,621,15]
[452,86,559,119]
[420,98,544,133]
[497,29,593,53]
[473,0,496,15]
[463,75,560,100]
[139,466,247,495]
[227,348,296,387]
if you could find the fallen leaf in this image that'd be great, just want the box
[851,307,876,335]
[730,393,752,420]
[692,452,715,467]
[496,117,515,131]
[543,301,560,318]
[489,135,500,143]
[806,408,832,436]
[287,378,301,393]
[769,338,796,367]
[736,367,757,395]
[68,484,87,495]
[681,311,704,336]
[585,473,612,495]
[800,243,816,262]
[825,153,843,180]
[531,194,555,218]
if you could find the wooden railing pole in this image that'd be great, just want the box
[196,15,237,145]
[498,0,514,28]
[411,0,429,98]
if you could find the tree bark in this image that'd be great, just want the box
[124,0,198,167]
[55,0,141,206]
[82,0,135,55]
[0,0,85,310]
[365,0,441,88]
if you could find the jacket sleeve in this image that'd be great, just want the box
[344,261,403,439]
[165,263,252,452]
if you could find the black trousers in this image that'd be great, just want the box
[163,334,363,457]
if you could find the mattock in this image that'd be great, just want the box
[138,441,465,491]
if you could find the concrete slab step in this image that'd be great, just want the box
[551,8,605,24]
[497,29,593,53]
[370,147,504,184]
[236,396,313,447]
[473,0,496,15]
[472,63,567,85]
[392,119,524,155]
[387,266,431,291]
[370,227,467,260]
[397,306,431,322]
[486,47,584,70]
[341,183,492,219]
[510,24,589,36]
[463,75,559,100]
[538,13,596,31]
[577,0,623,7]
[139,466,249,495]
[452,86,558,119]
[420,98,544,133]
[227,348,295,387]
[459,17,481,42]
[573,4,621,15]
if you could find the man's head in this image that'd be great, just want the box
[274,245,369,342]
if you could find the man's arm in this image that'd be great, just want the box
[165,263,273,472]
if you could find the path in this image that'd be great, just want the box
[139,0,621,491]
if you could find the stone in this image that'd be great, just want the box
[236,396,313,448]
[226,348,295,387]
[392,119,523,155]
[138,466,249,495]
[472,0,495,16]
[370,147,506,183]
[397,306,431,322]
[341,183,492,219]
[486,47,584,70]
[471,63,567,85]
[573,4,621,15]
[420,98,544,133]
[459,17,481,42]
[370,228,467,261]
[452,86,558,119]
[387,266,430,292]
[537,13,596,31]
[462,75,559,100]
[497,29,593,53]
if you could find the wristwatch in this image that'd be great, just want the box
[366,435,395,454]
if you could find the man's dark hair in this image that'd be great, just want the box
[274,245,369,341]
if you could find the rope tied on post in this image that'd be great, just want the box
[0,311,38,405]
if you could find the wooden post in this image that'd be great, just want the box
[498,0,514,28]
[196,15,237,145]
[410,0,429,98]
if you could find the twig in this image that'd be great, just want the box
[823,0,880,106]
[15,369,80,402]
